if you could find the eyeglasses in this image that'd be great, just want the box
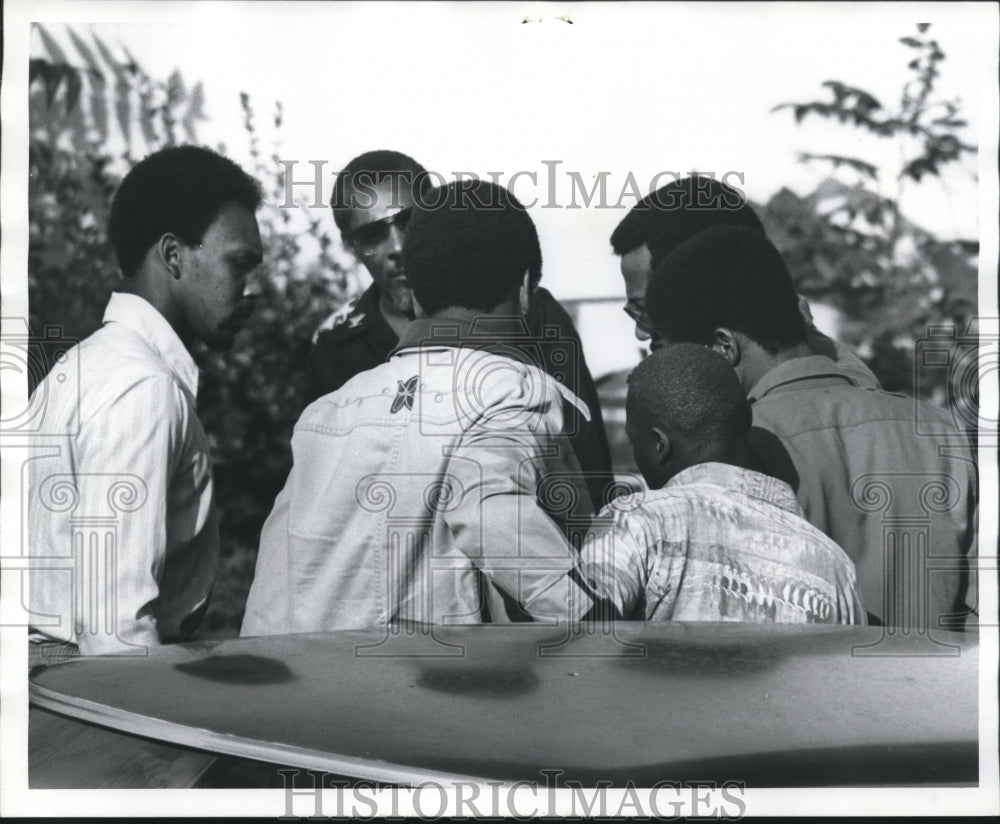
[623,301,655,335]
[347,208,412,255]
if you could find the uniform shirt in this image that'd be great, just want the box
[242,311,595,636]
[28,293,219,654]
[747,355,977,628]
[305,284,614,508]
[580,462,864,624]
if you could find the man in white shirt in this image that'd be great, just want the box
[28,145,263,660]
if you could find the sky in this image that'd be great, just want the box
[18,1,996,306]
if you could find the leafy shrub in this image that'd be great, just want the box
[27,34,354,637]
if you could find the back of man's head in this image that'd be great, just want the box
[628,343,751,467]
[646,226,807,354]
[402,180,542,315]
[610,174,764,265]
[108,145,262,277]
[330,149,429,233]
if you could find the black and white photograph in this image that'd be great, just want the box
[1,0,997,817]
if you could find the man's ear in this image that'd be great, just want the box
[711,327,742,367]
[651,426,673,466]
[518,271,532,315]
[156,233,183,279]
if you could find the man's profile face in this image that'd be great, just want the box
[619,244,663,349]
[178,201,263,351]
[343,178,417,316]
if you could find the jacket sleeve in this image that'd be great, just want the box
[527,288,614,509]
[579,510,647,619]
[443,426,594,624]
[31,374,189,654]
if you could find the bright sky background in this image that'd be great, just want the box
[18,1,996,303]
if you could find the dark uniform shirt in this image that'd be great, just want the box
[305,283,614,509]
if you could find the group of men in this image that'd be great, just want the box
[27,145,977,661]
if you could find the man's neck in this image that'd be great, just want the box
[684,438,762,476]
[738,342,814,393]
[117,275,190,346]
[377,292,414,337]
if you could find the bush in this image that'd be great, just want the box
[28,38,354,637]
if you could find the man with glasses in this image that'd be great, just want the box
[610,174,878,388]
[305,150,427,399]
[306,150,613,509]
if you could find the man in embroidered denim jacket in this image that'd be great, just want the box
[242,180,595,635]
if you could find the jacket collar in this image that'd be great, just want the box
[104,292,199,397]
[747,355,859,403]
[391,308,591,421]
[392,309,540,368]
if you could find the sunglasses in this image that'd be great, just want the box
[347,208,412,255]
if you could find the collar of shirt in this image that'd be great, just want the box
[391,308,591,422]
[747,354,859,403]
[665,462,802,515]
[104,292,199,397]
[391,309,539,365]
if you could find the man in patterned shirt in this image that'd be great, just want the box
[581,344,864,624]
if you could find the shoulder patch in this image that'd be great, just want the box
[312,295,367,342]
[390,375,419,413]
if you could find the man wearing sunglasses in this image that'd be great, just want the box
[305,150,428,399]
[305,150,613,509]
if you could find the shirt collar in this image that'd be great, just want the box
[103,292,199,397]
[390,308,591,422]
[747,355,858,403]
[666,462,801,514]
[391,309,539,367]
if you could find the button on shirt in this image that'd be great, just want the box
[580,463,864,624]
[29,293,219,654]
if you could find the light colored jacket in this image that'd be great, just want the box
[242,314,595,635]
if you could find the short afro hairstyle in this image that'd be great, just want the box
[108,145,262,277]
[627,343,751,450]
[610,174,764,265]
[646,225,808,354]
[330,149,431,233]
[402,180,541,315]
